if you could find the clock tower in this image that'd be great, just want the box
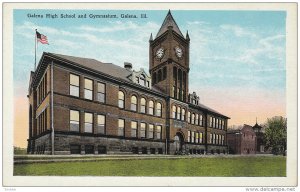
[149,10,190,102]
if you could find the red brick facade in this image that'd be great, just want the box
[27,11,229,155]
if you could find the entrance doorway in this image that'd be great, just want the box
[174,132,184,154]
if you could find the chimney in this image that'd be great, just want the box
[124,62,132,70]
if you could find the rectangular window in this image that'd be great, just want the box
[199,132,203,143]
[195,132,199,143]
[140,123,146,138]
[200,115,203,126]
[191,114,195,124]
[148,124,154,139]
[172,86,175,98]
[84,112,93,133]
[210,117,212,127]
[188,131,191,142]
[195,114,199,125]
[97,82,105,103]
[210,133,213,144]
[177,107,181,120]
[70,74,79,97]
[156,125,162,139]
[97,114,105,134]
[131,121,137,137]
[118,119,125,136]
[84,78,93,100]
[188,112,191,123]
[191,131,195,143]
[70,110,79,132]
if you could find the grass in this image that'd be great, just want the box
[13,156,286,176]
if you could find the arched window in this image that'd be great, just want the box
[118,91,125,108]
[156,102,162,117]
[188,111,191,123]
[140,97,146,113]
[163,67,167,80]
[158,70,162,82]
[172,105,176,119]
[177,106,181,120]
[182,108,185,121]
[149,100,154,115]
[152,72,157,85]
[131,95,137,111]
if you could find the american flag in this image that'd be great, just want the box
[36,31,49,44]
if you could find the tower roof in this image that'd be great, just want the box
[155,10,184,38]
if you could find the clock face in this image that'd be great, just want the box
[156,47,164,59]
[175,46,183,58]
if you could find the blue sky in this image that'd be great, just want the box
[13,9,286,136]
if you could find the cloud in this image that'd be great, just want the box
[220,24,257,38]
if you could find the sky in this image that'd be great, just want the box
[13,9,286,148]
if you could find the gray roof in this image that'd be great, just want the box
[48,53,164,94]
[156,10,184,38]
[50,53,132,82]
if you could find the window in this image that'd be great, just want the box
[84,112,93,133]
[195,114,199,125]
[172,86,176,98]
[153,72,157,85]
[199,132,203,143]
[163,67,167,80]
[172,105,176,119]
[210,133,213,144]
[70,144,81,154]
[148,124,154,139]
[140,74,146,86]
[140,98,146,113]
[140,123,146,138]
[177,106,181,120]
[191,132,195,143]
[156,125,162,139]
[149,100,154,115]
[70,110,79,132]
[200,115,203,126]
[131,95,137,111]
[118,119,125,136]
[216,134,219,144]
[191,113,195,124]
[182,108,185,121]
[97,82,105,103]
[156,102,162,117]
[158,70,162,82]
[188,112,191,123]
[118,91,125,108]
[188,131,191,142]
[84,78,93,100]
[195,132,199,143]
[70,74,79,97]
[216,119,219,129]
[97,114,105,134]
[131,121,137,137]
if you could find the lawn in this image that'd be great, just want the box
[14,156,286,176]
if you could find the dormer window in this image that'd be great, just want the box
[132,69,151,88]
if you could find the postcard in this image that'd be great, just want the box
[2,2,297,187]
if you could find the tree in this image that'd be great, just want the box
[264,116,287,155]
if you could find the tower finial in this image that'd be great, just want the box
[186,30,190,41]
[168,9,171,14]
[149,33,153,41]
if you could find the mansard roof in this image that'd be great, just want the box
[155,10,184,38]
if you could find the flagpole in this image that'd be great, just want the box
[35,29,37,71]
